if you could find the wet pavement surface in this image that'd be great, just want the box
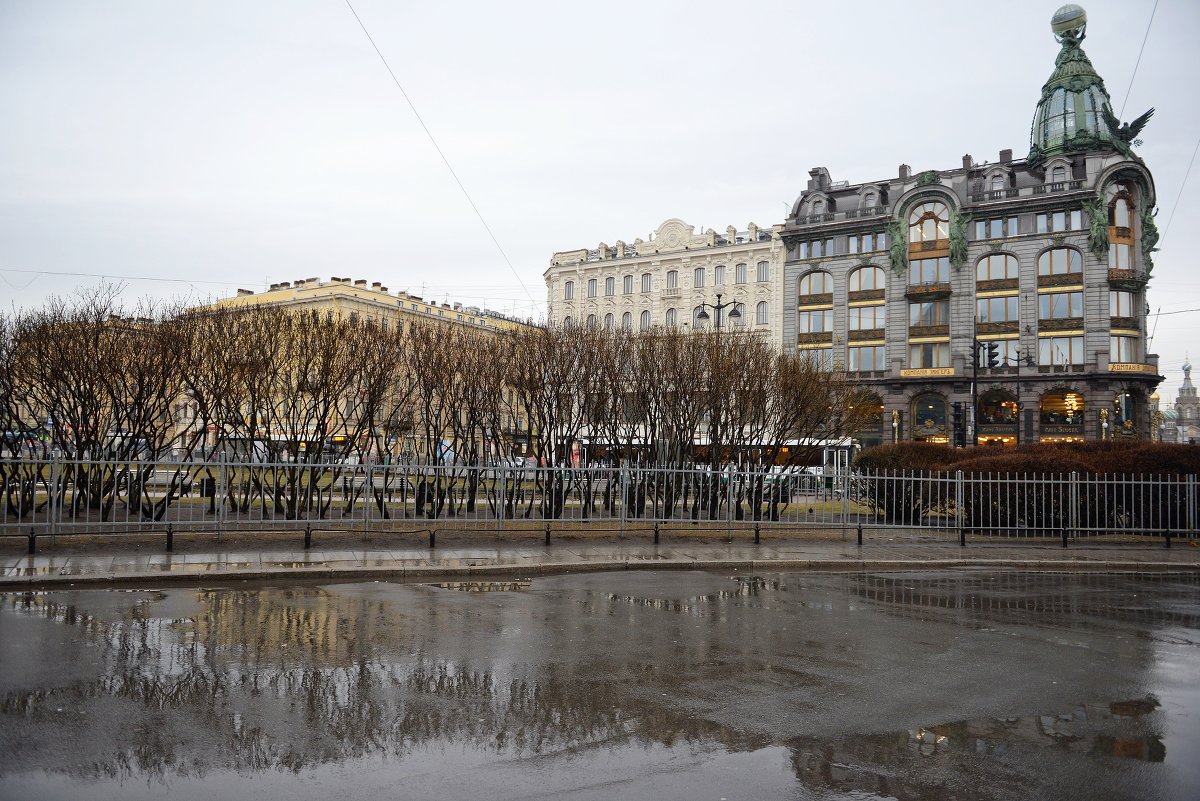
[0,570,1197,800]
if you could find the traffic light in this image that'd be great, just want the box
[986,342,1001,368]
[951,402,965,448]
[975,340,1003,369]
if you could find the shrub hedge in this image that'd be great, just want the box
[852,441,1198,533]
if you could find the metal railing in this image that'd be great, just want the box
[0,458,1195,546]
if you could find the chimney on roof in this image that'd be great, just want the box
[307,277,318,284]
[354,279,367,288]
[268,283,278,291]
[371,281,382,291]
[380,286,387,293]
[453,302,462,311]
[962,154,973,169]
[293,279,305,287]
[279,281,291,289]
[806,167,832,191]
[237,288,254,296]
[898,164,911,180]
[1000,148,1013,164]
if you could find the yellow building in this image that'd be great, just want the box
[202,276,533,334]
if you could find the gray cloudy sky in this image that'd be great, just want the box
[2,0,1197,401]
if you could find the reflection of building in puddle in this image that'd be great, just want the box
[849,573,1200,631]
[601,577,786,616]
[434,580,530,592]
[789,699,1166,798]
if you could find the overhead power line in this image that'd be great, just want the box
[1118,0,1158,118]
[342,0,537,309]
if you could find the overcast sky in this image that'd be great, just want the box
[2,0,1197,401]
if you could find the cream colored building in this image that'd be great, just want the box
[546,219,786,348]
[204,275,533,333]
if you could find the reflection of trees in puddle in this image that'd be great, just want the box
[435,581,531,592]
[788,699,1165,800]
[0,589,765,783]
[849,573,1200,631]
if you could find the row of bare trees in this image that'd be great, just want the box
[0,288,878,470]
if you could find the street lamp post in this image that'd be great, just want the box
[694,294,741,469]
[694,292,741,331]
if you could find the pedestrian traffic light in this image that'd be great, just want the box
[951,402,965,447]
[986,342,1001,368]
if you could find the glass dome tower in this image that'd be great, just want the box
[1028,5,1115,167]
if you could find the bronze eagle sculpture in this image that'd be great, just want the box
[1101,106,1155,157]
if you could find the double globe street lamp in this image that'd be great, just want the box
[694,292,741,331]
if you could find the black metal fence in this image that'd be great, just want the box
[1,458,1195,545]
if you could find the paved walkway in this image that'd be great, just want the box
[3,537,1198,588]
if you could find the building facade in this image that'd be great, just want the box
[207,276,532,334]
[546,218,786,349]
[777,6,1161,447]
[1153,360,1200,444]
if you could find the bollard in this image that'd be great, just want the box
[960,526,966,548]
[1165,530,1172,549]
[545,524,551,547]
[1062,528,1069,549]
[304,525,312,550]
[429,528,436,549]
[27,528,36,555]
[857,523,863,547]
[754,523,761,545]
[166,525,174,552]
[654,523,660,544]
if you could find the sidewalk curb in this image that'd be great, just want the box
[2,557,1197,590]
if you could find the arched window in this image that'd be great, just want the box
[1107,182,1136,271]
[641,273,652,293]
[621,312,632,331]
[604,313,614,331]
[1040,390,1084,425]
[976,253,1018,281]
[605,277,615,296]
[666,270,678,289]
[755,301,768,325]
[665,307,677,327]
[715,265,726,286]
[735,263,747,284]
[908,201,950,245]
[863,191,876,208]
[1038,247,1082,276]
[622,275,633,294]
[798,270,832,296]
[811,199,825,215]
[911,394,948,439]
[693,305,707,328]
[639,310,651,331]
[731,302,746,327]
[693,267,705,288]
[586,313,597,329]
[849,266,885,291]
[990,175,1005,192]
[563,315,573,327]
[757,261,770,282]
[563,280,574,300]
[1051,165,1066,183]
[587,278,597,298]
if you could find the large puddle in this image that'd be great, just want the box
[0,571,1196,800]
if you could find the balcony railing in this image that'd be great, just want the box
[792,206,886,226]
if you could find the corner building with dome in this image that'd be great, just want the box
[776,4,1162,447]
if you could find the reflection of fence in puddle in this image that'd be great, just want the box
[435,580,531,592]
[601,576,787,615]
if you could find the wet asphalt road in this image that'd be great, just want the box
[0,570,1197,801]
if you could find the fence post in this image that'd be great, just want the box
[1189,475,1197,538]
[1065,471,1078,549]
[619,466,627,541]
[497,469,505,540]
[956,470,965,547]
[364,462,373,539]
[48,453,61,543]
[217,450,227,541]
